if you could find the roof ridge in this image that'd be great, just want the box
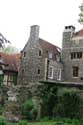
[39,38,61,49]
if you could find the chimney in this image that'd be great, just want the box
[64,25,75,37]
[30,25,40,40]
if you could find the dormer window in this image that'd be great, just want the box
[48,52,52,59]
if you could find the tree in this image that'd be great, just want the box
[0,33,10,48]
[2,44,19,54]
[78,3,83,24]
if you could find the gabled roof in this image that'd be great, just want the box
[73,29,83,37]
[0,52,20,72]
[39,38,61,60]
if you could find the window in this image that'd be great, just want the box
[48,52,52,59]
[73,66,79,77]
[71,52,82,59]
[56,54,61,62]
[77,52,82,58]
[39,50,42,56]
[38,69,40,74]
[57,69,61,80]
[23,51,26,57]
[79,39,83,42]
[22,69,25,73]
[80,77,83,80]
[49,67,53,79]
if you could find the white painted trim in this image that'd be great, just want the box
[62,47,83,50]
[49,66,54,79]
[57,69,62,81]
[72,36,83,40]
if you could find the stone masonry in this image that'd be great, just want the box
[62,25,83,82]
[18,25,62,84]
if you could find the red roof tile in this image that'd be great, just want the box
[0,52,20,72]
[39,38,61,60]
[73,29,83,37]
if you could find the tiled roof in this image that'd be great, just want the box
[39,38,61,60]
[73,29,83,37]
[0,52,20,72]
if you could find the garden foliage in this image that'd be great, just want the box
[21,99,37,120]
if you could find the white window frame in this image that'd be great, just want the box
[57,69,61,81]
[49,66,54,79]
[48,52,52,59]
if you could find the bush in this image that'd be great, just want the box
[21,99,37,120]
[0,106,4,115]
[41,85,58,118]
[54,91,81,118]
[0,117,6,125]
[19,120,27,125]
[40,117,49,122]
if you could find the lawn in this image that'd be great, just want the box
[7,121,56,125]
[6,121,75,125]
[3,118,83,125]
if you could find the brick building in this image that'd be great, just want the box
[18,25,63,84]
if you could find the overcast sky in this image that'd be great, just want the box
[0,0,83,50]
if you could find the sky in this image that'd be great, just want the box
[0,0,83,50]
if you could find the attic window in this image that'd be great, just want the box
[48,52,52,59]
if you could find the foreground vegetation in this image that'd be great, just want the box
[6,119,83,125]
[0,84,83,125]
[0,115,83,125]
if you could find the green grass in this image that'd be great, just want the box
[29,121,55,125]
[6,121,56,125]
[4,119,83,125]
[6,121,73,125]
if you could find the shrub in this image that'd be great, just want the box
[40,117,49,122]
[54,91,81,118]
[41,85,58,118]
[71,119,79,125]
[0,106,4,115]
[21,99,37,120]
[56,121,64,125]
[0,117,6,125]
[19,120,27,125]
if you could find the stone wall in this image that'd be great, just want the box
[18,25,45,84]
[62,25,83,82]
[48,60,63,81]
